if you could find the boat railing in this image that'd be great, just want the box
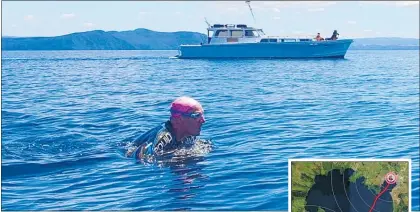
[260,37,318,43]
[265,35,314,39]
[212,35,261,38]
[209,31,344,42]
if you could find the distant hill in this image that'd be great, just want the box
[2,29,207,51]
[2,30,136,50]
[2,29,418,50]
[108,28,207,50]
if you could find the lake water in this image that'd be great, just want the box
[2,50,419,210]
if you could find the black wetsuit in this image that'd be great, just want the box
[127,121,196,159]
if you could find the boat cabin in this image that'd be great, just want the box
[206,24,264,44]
[204,24,339,45]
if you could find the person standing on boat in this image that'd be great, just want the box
[126,96,206,160]
[331,30,339,40]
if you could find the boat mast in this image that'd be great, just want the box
[245,1,256,24]
[204,17,211,44]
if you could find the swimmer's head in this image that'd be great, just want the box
[170,96,205,137]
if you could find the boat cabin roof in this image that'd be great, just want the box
[207,24,261,31]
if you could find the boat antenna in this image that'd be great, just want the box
[203,17,211,44]
[245,1,256,24]
[204,17,211,28]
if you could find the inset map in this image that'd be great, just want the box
[289,159,411,212]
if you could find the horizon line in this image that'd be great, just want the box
[2,28,420,40]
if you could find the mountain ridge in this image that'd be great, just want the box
[2,28,419,50]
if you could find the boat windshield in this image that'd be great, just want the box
[214,30,229,37]
[244,30,259,37]
[257,29,265,36]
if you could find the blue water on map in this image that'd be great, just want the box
[2,50,419,210]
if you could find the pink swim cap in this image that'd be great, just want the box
[170,96,202,117]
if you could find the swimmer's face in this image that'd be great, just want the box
[181,104,205,136]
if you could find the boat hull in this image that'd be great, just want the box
[176,39,353,59]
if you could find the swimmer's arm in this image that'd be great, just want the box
[129,132,165,159]
[132,125,162,146]
[126,142,154,159]
[126,124,165,158]
[125,146,137,158]
[132,133,149,146]
[125,134,149,158]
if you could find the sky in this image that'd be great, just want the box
[1,1,419,38]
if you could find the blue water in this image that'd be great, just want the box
[2,50,419,210]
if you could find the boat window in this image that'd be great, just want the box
[260,38,278,43]
[230,30,244,37]
[215,30,229,37]
[213,24,224,28]
[245,30,257,37]
[282,39,297,42]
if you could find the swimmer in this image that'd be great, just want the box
[126,96,206,160]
